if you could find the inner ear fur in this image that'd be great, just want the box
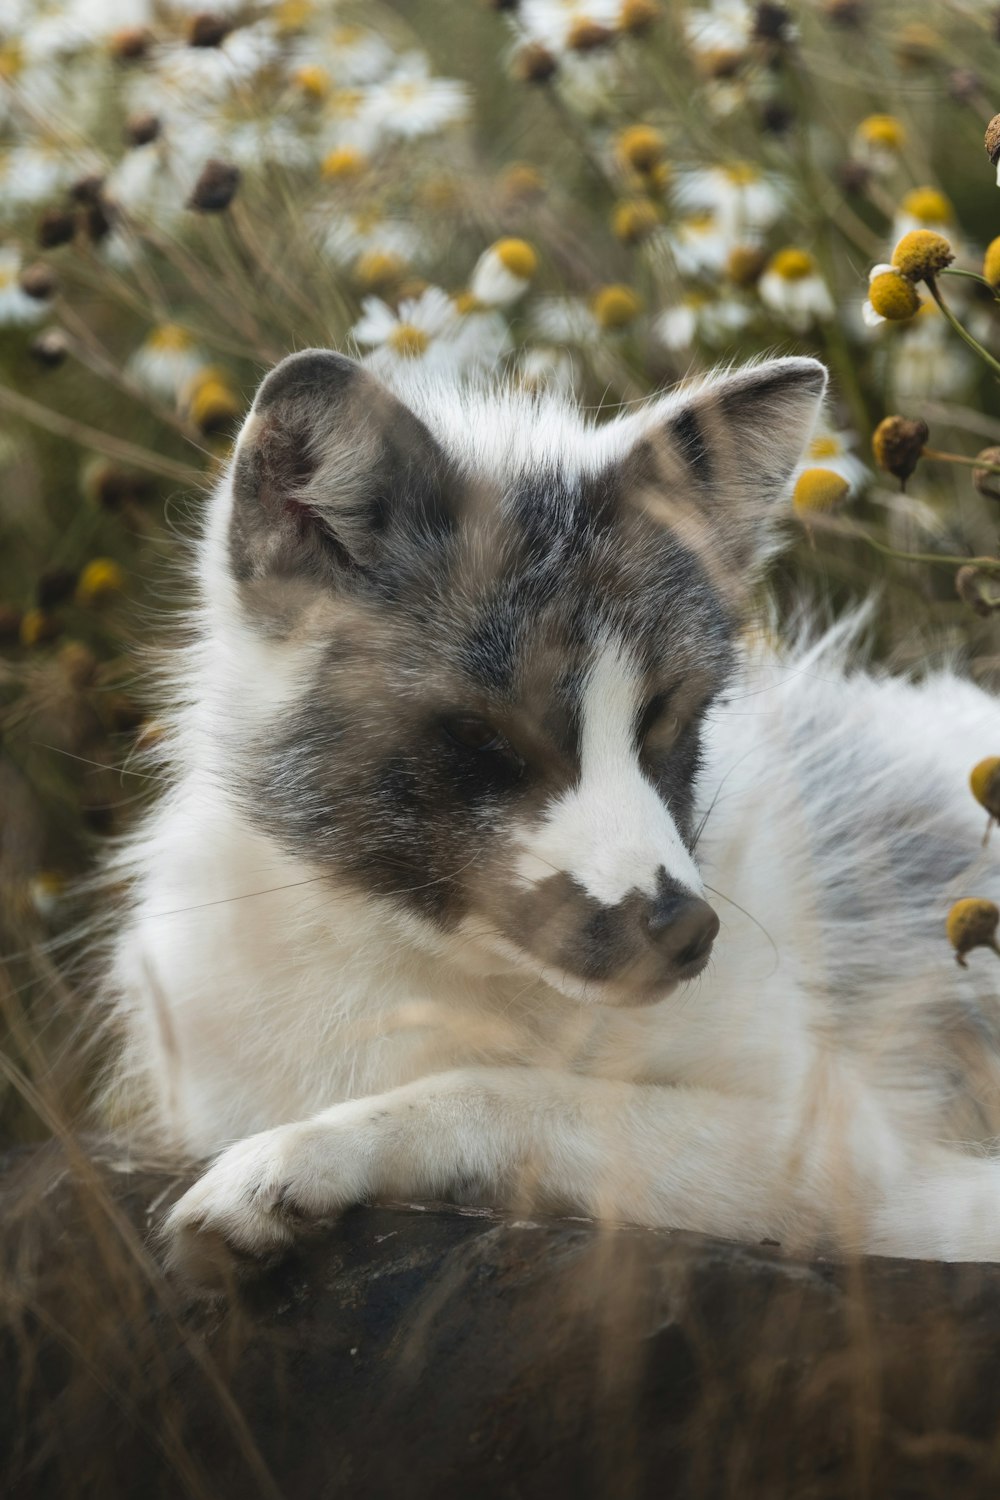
[228,349,452,588]
[618,356,828,593]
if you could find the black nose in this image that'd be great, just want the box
[646,891,719,972]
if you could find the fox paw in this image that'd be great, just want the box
[161,1119,370,1291]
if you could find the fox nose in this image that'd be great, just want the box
[646,889,719,972]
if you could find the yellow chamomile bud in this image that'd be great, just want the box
[493,238,537,280]
[899,187,952,226]
[19,608,58,647]
[188,372,240,435]
[867,270,920,320]
[76,557,126,606]
[619,0,661,32]
[616,125,666,175]
[769,247,815,280]
[970,758,1000,834]
[891,230,954,281]
[857,114,906,151]
[872,415,928,485]
[592,284,642,330]
[612,197,661,244]
[792,468,850,518]
[983,237,1000,289]
[946,898,1000,968]
[322,146,366,181]
[293,65,329,100]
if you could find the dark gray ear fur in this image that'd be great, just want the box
[228,349,451,589]
[618,356,828,585]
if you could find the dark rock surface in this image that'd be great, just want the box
[3,1140,1000,1499]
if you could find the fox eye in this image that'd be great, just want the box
[442,714,506,753]
[637,690,675,744]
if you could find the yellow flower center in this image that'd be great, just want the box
[792,468,850,516]
[148,323,193,352]
[724,162,760,186]
[188,373,240,433]
[76,558,126,605]
[568,18,613,49]
[900,186,952,224]
[354,250,406,288]
[0,41,23,79]
[493,238,538,279]
[388,323,430,357]
[891,229,953,281]
[322,146,366,180]
[454,290,484,315]
[770,248,815,281]
[500,163,545,200]
[616,124,666,173]
[808,435,841,460]
[274,0,314,30]
[592,284,642,329]
[983,237,1000,290]
[868,270,920,320]
[857,114,905,149]
[294,65,329,100]
[946,898,1000,966]
[329,87,363,119]
[681,211,716,236]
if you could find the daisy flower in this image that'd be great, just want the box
[127,324,207,400]
[320,211,424,276]
[862,263,920,327]
[358,53,468,141]
[654,291,752,351]
[799,429,871,496]
[758,248,834,332]
[468,239,538,307]
[673,163,783,238]
[891,186,958,248]
[683,0,753,56]
[852,114,906,175]
[516,0,621,54]
[0,245,45,326]
[661,212,734,277]
[351,286,465,375]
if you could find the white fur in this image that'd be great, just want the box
[513,637,701,904]
[105,367,1000,1280]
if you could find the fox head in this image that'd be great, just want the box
[201,349,825,1004]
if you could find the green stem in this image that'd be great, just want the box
[852,531,1000,571]
[940,266,1000,300]
[927,277,1000,381]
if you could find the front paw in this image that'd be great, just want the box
[161,1121,368,1291]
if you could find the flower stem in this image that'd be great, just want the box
[940,266,1000,300]
[927,277,1000,381]
[923,446,1000,475]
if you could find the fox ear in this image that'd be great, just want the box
[616,356,827,589]
[226,349,451,593]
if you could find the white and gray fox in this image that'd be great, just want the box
[106,349,1000,1285]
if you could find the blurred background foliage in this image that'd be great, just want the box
[1,0,999,1141]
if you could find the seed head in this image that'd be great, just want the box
[725,245,767,287]
[955,565,1000,618]
[568,18,614,50]
[612,197,661,244]
[890,229,954,282]
[187,160,240,213]
[30,329,68,368]
[619,0,660,32]
[514,42,558,83]
[616,124,666,174]
[188,13,231,47]
[972,448,1000,501]
[871,415,928,485]
[125,111,160,147]
[946,898,1000,968]
[986,114,1000,175]
[37,208,75,250]
[19,262,57,300]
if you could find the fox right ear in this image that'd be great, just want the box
[227,349,451,592]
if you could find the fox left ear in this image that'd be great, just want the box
[614,356,828,587]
